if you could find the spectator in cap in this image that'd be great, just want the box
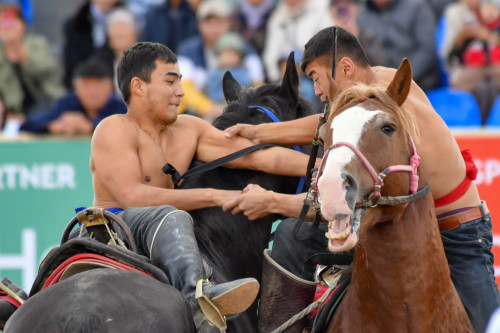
[139,0,198,53]
[177,0,265,120]
[0,0,64,128]
[206,32,252,107]
[21,58,126,136]
[62,0,123,90]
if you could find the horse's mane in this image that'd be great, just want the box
[329,83,419,152]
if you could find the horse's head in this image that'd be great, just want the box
[317,59,421,253]
[212,52,313,130]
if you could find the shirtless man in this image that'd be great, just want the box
[223,26,499,332]
[89,42,314,332]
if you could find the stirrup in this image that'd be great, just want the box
[195,279,227,331]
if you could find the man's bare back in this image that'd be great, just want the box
[222,62,483,218]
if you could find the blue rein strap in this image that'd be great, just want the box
[249,105,305,194]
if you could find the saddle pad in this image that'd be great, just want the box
[60,260,118,281]
[42,253,156,290]
[0,293,22,308]
[30,238,170,297]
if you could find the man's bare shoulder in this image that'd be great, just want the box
[93,114,137,146]
[174,114,214,133]
[175,114,209,126]
[95,114,132,132]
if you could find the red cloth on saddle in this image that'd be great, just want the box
[309,283,338,318]
[42,253,156,290]
[434,149,478,208]
[0,293,22,308]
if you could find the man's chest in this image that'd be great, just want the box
[136,139,197,187]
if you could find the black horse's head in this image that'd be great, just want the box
[212,52,314,130]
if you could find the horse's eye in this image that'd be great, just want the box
[381,125,395,135]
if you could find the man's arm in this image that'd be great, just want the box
[223,114,319,146]
[91,116,239,210]
[222,184,316,220]
[195,116,320,177]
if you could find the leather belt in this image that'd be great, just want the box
[438,201,489,232]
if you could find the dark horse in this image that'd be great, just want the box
[4,53,314,332]
[182,52,314,332]
[314,59,472,332]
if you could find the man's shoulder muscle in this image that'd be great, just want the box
[93,114,137,149]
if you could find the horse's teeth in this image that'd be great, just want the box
[325,227,350,240]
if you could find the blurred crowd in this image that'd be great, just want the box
[1,0,500,138]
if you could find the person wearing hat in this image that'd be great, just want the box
[206,32,252,107]
[20,58,126,136]
[0,0,64,129]
[176,0,264,120]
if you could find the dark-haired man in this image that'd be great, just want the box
[90,41,315,332]
[223,26,499,332]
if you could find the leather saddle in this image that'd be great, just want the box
[29,238,170,297]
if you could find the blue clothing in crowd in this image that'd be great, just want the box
[20,92,127,133]
[140,0,198,53]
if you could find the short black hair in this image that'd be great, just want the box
[300,26,370,74]
[117,42,178,104]
[73,58,113,81]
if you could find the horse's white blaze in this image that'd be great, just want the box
[318,106,381,221]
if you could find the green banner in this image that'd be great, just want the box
[0,138,93,291]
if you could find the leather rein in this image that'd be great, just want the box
[163,106,305,194]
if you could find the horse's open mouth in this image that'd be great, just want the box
[325,215,357,252]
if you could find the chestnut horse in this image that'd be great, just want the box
[315,59,473,332]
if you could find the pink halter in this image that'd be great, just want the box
[314,131,423,208]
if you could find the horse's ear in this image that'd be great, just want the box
[279,51,299,102]
[386,58,412,106]
[222,71,241,103]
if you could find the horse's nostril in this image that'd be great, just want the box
[344,174,354,188]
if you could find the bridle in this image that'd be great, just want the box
[312,130,430,209]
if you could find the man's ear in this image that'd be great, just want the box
[130,77,144,98]
[338,57,354,77]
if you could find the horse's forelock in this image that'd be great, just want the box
[329,84,419,153]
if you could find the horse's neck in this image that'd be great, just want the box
[348,195,456,319]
